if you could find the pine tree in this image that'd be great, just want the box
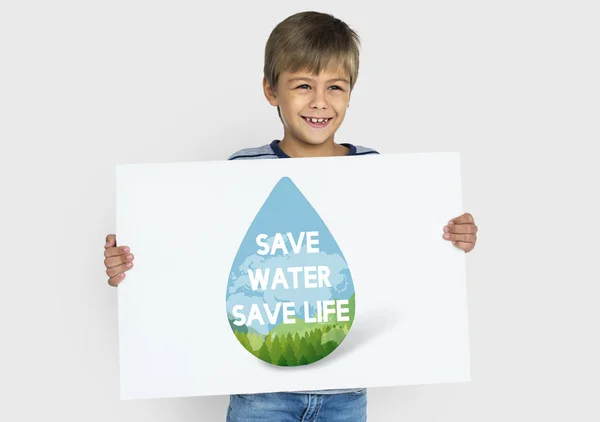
[278,333,287,351]
[309,329,320,346]
[283,343,297,366]
[237,332,253,352]
[323,340,337,356]
[314,340,325,359]
[277,354,288,366]
[291,334,298,355]
[305,343,318,363]
[258,343,271,363]
[298,356,309,365]
[270,335,283,363]
[297,337,309,362]
[247,332,255,350]
[290,332,300,355]
[265,333,274,351]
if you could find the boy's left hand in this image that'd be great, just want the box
[443,213,478,253]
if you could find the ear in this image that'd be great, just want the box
[263,76,279,107]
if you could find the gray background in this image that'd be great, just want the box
[1,0,598,420]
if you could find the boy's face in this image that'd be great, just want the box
[263,66,351,148]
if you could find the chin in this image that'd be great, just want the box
[299,137,331,146]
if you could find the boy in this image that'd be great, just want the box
[103,11,478,421]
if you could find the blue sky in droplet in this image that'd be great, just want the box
[226,177,355,334]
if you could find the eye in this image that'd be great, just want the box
[295,84,344,91]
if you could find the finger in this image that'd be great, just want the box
[104,252,134,268]
[446,224,478,235]
[448,213,474,225]
[443,233,476,243]
[104,245,130,259]
[452,241,475,253]
[106,261,134,278]
[105,234,116,248]
[108,272,127,287]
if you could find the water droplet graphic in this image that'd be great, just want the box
[226,177,355,366]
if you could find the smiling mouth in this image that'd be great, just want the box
[302,116,333,128]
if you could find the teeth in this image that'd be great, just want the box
[306,117,329,123]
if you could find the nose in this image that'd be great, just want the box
[308,89,329,110]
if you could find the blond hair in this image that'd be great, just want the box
[264,11,361,119]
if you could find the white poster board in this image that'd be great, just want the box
[116,152,470,400]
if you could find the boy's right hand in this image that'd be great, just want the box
[104,234,135,287]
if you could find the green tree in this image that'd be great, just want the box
[236,331,253,352]
[298,356,309,365]
[297,337,309,362]
[247,332,263,351]
[265,333,274,351]
[277,354,288,366]
[278,333,287,351]
[314,340,325,359]
[258,343,271,362]
[323,341,337,356]
[290,332,300,355]
[305,343,318,363]
[309,329,320,346]
[294,337,308,362]
[270,335,283,363]
[283,343,297,366]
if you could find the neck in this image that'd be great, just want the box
[278,136,349,158]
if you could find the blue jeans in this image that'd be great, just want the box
[226,390,367,422]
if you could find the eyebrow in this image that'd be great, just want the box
[287,77,350,84]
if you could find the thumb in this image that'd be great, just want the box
[105,234,117,248]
